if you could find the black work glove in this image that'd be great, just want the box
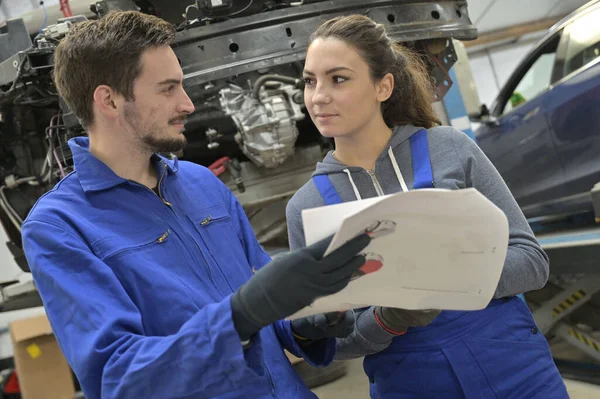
[375,307,441,333]
[291,311,355,343]
[231,234,370,341]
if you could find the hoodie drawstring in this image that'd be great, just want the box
[388,147,409,193]
[341,146,408,199]
[343,169,362,200]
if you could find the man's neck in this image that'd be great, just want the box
[88,129,158,189]
[333,117,393,171]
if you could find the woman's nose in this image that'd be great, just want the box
[312,85,331,104]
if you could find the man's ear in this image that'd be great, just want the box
[376,73,394,102]
[93,85,121,120]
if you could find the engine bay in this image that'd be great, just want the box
[0,0,476,271]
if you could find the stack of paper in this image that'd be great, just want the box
[290,188,509,319]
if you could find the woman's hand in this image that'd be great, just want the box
[375,307,441,334]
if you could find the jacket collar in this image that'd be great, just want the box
[69,136,179,193]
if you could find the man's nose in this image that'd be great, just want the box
[178,90,195,114]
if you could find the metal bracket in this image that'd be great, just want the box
[532,276,600,334]
[554,322,600,363]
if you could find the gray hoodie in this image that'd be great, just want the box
[285,124,549,359]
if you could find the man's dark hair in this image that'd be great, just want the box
[53,11,176,128]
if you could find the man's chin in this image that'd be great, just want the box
[144,136,188,154]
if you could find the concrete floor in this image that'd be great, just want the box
[311,358,600,399]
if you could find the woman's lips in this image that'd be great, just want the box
[316,113,338,122]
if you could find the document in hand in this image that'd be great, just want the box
[290,188,509,320]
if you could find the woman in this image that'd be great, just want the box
[286,14,569,398]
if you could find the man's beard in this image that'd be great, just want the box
[141,132,187,154]
[124,103,188,154]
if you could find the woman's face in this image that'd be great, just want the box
[303,37,392,139]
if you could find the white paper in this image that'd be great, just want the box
[290,188,509,319]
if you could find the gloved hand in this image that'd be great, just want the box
[291,311,355,343]
[231,234,370,341]
[375,307,441,333]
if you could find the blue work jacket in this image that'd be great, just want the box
[21,137,333,399]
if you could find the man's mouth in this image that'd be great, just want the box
[169,118,186,126]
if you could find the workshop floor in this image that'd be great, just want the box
[311,358,600,399]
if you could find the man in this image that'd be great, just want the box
[21,11,369,399]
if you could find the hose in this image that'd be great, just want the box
[252,74,303,100]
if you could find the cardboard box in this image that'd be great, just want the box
[285,350,304,365]
[10,315,75,399]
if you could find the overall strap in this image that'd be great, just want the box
[410,129,434,189]
[312,174,343,206]
[313,128,434,204]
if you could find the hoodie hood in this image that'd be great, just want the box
[313,124,423,177]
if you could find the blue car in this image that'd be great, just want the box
[475,0,600,219]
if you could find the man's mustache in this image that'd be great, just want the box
[169,116,188,124]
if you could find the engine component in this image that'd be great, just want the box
[0,19,31,64]
[39,16,89,43]
[175,0,477,90]
[0,146,17,172]
[205,127,220,149]
[208,156,245,192]
[0,15,86,99]
[219,79,305,168]
[0,0,479,278]
[252,74,304,100]
[0,19,33,88]
[196,0,233,12]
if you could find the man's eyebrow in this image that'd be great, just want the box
[303,66,355,76]
[157,78,182,86]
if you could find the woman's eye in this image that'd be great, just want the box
[333,76,348,84]
[303,77,314,86]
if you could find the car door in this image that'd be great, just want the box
[476,33,566,216]
[546,6,600,206]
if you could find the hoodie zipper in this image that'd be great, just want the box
[366,169,385,196]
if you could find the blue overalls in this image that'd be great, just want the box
[312,130,568,398]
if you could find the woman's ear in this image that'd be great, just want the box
[376,72,394,102]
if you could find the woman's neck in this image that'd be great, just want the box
[333,119,393,171]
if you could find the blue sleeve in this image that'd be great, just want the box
[22,220,270,399]
[219,179,335,367]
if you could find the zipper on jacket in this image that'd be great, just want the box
[158,166,221,293]
[128,164,170,207]
[366,169,385,196]
[191,216,235,294]
[130,165,277,396]
[157,167,219,291]
[128,165,218,289]
[156,230,170,243]
[156,164,173,207]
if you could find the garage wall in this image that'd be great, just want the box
[0,0,60,21]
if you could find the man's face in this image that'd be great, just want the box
[121,46,195,153]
